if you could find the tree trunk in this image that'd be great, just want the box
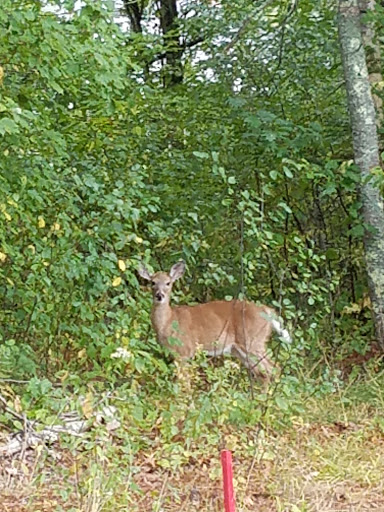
[359,0,383,126]
[123,0,144,33]
[159,0,183,86]
[338,0,384,348]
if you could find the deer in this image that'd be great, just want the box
[138,260,291,383]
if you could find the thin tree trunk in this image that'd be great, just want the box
[359,0,383,126]
[123,0,144,33]
[159,0,183,86]
[123,0,151,78]
[338,0,384,348]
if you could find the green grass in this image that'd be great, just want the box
[1,365,384,512]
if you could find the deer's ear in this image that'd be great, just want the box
[138,265,152,281]
[169,261,185,282]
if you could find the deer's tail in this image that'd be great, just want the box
[271,318,292,343]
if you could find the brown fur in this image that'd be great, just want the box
[139,262,284,381]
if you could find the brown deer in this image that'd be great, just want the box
[138,261,291,382]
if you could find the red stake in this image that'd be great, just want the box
[221,450,236,512]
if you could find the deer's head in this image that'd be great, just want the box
[138,261,185,305]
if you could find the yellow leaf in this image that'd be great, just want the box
[35,444,44,456]
[342,303,360,315]
[118,259,126,272]
[155,239,168,248]
[135,236,143,244]
[59,370,69,382]
[14,396,22,413]
[0,252,6,262]
[112,276,122,287]
[53,222,60,231]
[27,245,36,254]
[81,392,93,419]
[20,463,29,476]
[38,216,45,228]
[1,204,12,221]
[77,348,86,359]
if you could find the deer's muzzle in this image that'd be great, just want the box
[155,292,164,302]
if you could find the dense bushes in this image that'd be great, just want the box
[0,0,373,385]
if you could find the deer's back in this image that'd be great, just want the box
[167,300,274,357]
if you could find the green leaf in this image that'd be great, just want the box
[283,166,293,178]
[325,248,338,260]
[0,117,18,134]
[278,202,292,214]
[188,212,198,222]
[269,170,278,180]
[50,81,64,94]
[349,225,364,238]
[275,396,289,411]
[193,151,209,159]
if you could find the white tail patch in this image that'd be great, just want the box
[271,319,291,343]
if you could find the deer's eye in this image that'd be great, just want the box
[166,282,171,286]
[151,281,155,286]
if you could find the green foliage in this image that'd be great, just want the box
[0,1,383,510]
[0,0,377,437]
[0,0,156,377]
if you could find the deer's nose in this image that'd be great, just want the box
[155,292,164,302]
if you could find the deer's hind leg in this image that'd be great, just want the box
[232,346,273,385]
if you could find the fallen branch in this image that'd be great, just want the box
[0,394,120,456]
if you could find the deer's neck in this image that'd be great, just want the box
[151,302,173,340]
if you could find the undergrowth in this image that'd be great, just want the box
[1,356,384,512]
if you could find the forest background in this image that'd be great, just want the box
[1,0,384,510]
